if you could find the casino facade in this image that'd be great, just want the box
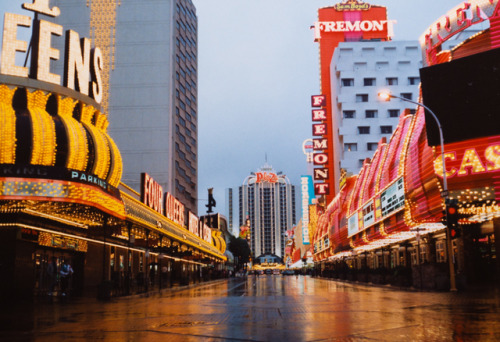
[0,1,225,299]
[310,1,500,290]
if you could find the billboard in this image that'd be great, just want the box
[420,48,500,146]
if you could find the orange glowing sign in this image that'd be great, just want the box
[255,172,278,183]
[141,173,164,215]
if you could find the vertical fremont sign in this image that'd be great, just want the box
[312,1,391,202]
[311,95,330,196]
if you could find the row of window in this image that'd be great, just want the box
[177,49,196,65]
[175,161,195,189]
[355,92,412,103]
[175,125,196,155]
[355,125,393,134]
[176,19,196,36]
[339,46,419,56]
[345,142,385,152]
[176,3,196,22]
[341,77,420,87]
[176,34,196,50]
[343,109,398,119]
[174,179,196,206]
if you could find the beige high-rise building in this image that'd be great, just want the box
[53,0,199,214]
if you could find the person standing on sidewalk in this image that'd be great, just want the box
[59,260,73,296]
[46,257,58,296]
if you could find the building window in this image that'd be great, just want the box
[388,109,400,117]
[408,77,420,85]
[341,78,354,87]
[344,143,357,152]
[380,125,393,134]
[354,62,367,70]
[400,93,412,100]
[356,94,368,102]
[386,77,398,86]
[376,61,389,70]
[343,110,355,119]
[367,142,378,151]
[365,110,378,118]
[364,78,376,86]
[436,240,447,263]
[359,159,365,167]
[358,126,370,134]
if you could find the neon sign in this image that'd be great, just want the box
[165,192,185,226]
[141,173,164,215]
[301,176,314,245]
[313,20,396,40]
[255,172,278,183]
[335,0,371,11]
[0,0,103,103]
[420,0,499,66]
[311,94,330,196]
[434,144,500,179]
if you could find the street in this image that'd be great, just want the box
[1,275,499,341]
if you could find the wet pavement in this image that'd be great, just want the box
[0,275,499,341]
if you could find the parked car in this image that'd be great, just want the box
[282,269,295,276]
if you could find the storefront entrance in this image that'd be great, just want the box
[33,248,85,297]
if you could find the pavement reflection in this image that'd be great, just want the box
[0,275,499,341]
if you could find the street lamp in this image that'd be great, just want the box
[378,91,457,291]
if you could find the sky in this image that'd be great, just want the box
[0,0,462,230]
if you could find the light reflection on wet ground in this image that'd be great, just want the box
[0,275,499,341]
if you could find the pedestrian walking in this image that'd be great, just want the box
[46,257,58,296]
[59,260,73,296]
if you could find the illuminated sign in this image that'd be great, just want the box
[313,123,327,136]
[302,139,314,163]
[420,0,499,66]
[313,20,396,40]
[347,213,359,237]
[433,143,500,179]
[165,192,185,227]
[255,172,278,183]
[314,183,330,195]
[380,177,405,217]
[301,175,314,245]
[188,211,199,236]
[311,94,330,195]
[312,109,327,121]
[314,168,329,181]
[0,1,103,103]
[311,95,326,107]
[362,200,374,227]
[335,0,371,11]
[339,168,347,189]
[239,225,250,240]
[313,138,328,150]
[141,173,164,215]
[202,222,212,243]
[70,171,108,192]
[0,165,119,196]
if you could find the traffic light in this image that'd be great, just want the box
[446,200,461,238]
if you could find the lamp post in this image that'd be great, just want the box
[378,91,457,291]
